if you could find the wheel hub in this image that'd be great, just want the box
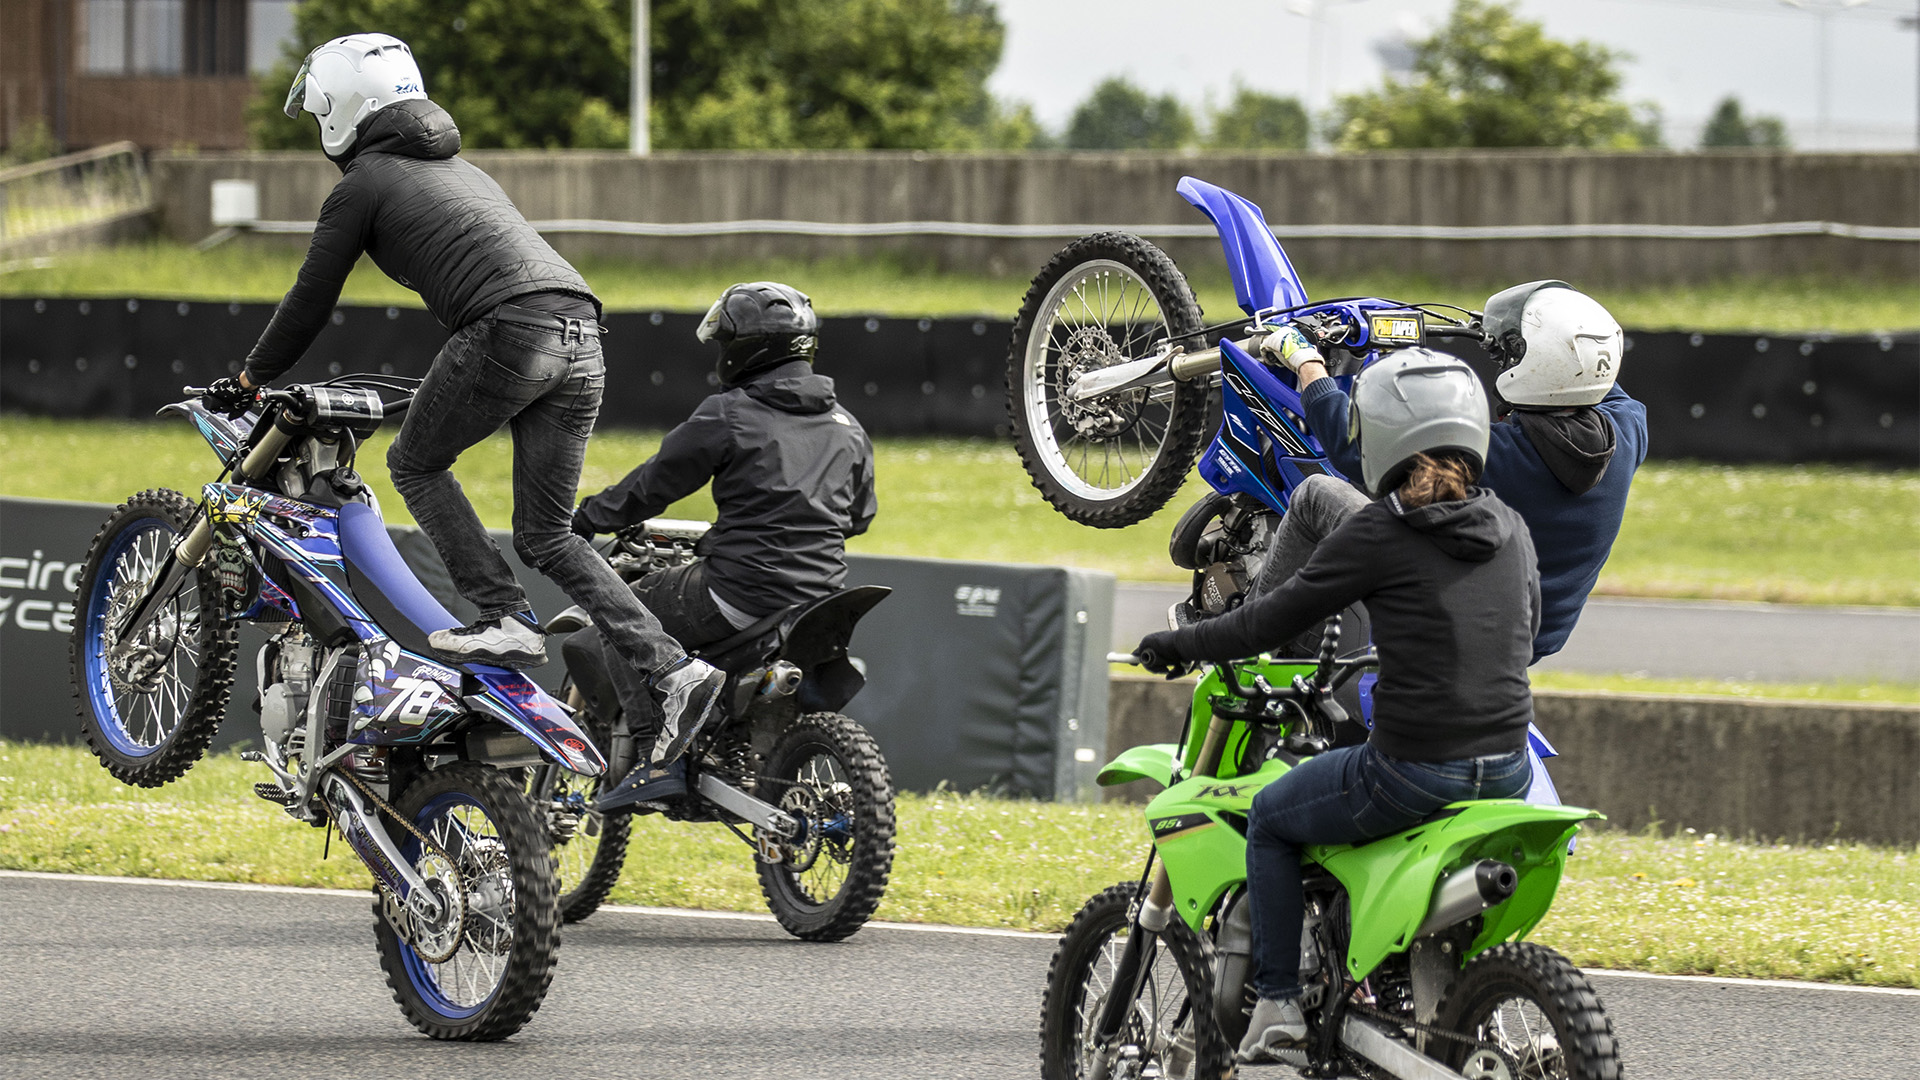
[1461,1046,1520,1080]
[399,850,466,964]
[461,838,515,956]
[1056,325,1144,438]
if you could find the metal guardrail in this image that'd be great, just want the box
[0,142,150,243]
[240,216,1920,241]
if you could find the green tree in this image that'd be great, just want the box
[1699,96,1789,149]
[1065,77,1195,150]
[249,0,632,150]
[1329,0,1660,150]
[1206,85,1308,150]
[251,0,1010,151]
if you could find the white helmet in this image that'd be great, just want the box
[1482,281,1623,408]
[283,34,428,159]
[1349,348,1491,497]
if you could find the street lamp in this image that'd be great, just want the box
[1779,0,1871,149]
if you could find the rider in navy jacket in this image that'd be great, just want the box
[1300,375,1646,662]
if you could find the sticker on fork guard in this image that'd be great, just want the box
[1367,310,1426,347]
[1150,813,1216,843]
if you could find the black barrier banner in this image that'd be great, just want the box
[0,496,1113,800]
[5,297,1911,462]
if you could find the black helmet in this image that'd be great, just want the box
[697,281,819,387]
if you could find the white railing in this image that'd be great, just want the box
[0,142,151,244]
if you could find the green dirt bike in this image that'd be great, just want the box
[1043,627,1621,1080]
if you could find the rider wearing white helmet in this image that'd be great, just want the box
[201,33,726,761]
[1259,282,1647,662]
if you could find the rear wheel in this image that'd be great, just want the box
[1040,882,1234,1080]
[1008,232,1212,528]
[69,489,236,787]
[375,763,561,1041]
[1435,942,1622,1080]
[755,712,896,941]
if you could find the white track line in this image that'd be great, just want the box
[7,870,1917,997]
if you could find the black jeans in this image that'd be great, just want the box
[581,559,739,745]
[386,312,684,680]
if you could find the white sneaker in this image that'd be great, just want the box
[428,614,547,668]
[1236,996,1308,1064]
[650,659,726,765]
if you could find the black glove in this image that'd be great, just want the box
[202,376,258,417]
[1134,631,1191,677]
[570,507,598,540]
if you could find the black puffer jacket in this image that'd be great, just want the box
[575,360,879,618]
[244,100,596,384]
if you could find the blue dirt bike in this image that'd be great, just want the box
[70,374,603,1041]
[1007,176,1562,792]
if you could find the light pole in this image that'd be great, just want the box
[1286,0,1376,148]
[1780,0,1871,149]
[630,0,650,155]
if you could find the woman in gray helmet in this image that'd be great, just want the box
[1134,349,1539,1065]
[571,283,877,801]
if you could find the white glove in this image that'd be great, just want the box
[1259,326,1324,375]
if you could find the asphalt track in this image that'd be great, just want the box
[4,872,1917,1080]
[1113,585,1920,683]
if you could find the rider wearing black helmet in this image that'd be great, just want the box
[571,282,877,806]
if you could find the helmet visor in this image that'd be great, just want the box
[696,284,747,344]
[282,58,313,119]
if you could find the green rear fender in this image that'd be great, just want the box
[1315,800,1603,981]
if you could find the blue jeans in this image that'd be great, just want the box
[386,312,684,685]
[1245,742,1531,1000]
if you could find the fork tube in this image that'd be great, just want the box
[232,412,300,486]
[1092,865,1178,1051]
[1191,714,1236,780]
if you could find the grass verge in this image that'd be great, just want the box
[2,740,1915,986]
[1528,672,1920,705]
[3,243,1916,334]
[3,418,1916,606]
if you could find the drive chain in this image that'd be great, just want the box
[337,768,468,962]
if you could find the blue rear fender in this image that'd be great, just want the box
[1176,177,1309,317]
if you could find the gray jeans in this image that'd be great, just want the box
[1253,474,1372,659]
[386,312,684,680]
[592,559,741,745]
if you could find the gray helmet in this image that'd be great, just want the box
[697,281,819,387]
[1349,348,1491,497]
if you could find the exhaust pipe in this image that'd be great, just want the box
[1414,860,1517,938]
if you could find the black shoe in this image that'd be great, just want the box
[593,760,687,813]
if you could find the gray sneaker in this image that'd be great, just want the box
[1236,996,1308,1064]
[427,614,547,668]
[650,659,726,765]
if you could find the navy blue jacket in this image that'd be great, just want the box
[1301,378,1647,662]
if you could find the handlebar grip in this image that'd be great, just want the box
[1106,652,1141,665]
[1315,619,1341,689]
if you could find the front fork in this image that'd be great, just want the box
[1088,862,1179,1080]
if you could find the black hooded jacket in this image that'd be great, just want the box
[575,360,879,618]
[244,100,597,385]
[1162,488,1539,762]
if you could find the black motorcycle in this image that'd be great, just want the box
[528,520,897,941]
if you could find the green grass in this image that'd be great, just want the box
[1529,672,1920,705]
[3,417,1916,606]
[4,242,1916,333]
[3,740,1917,985]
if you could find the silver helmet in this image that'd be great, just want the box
[1349,348,1491,497]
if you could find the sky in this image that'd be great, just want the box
[987,0,1920,150]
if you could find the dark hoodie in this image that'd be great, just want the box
[245,100,597,385]
[575,360,879,617]
[1167,487,1540,761]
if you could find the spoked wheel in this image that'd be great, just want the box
[1040,882,1233,1080]
[528,681,631,924]
[755,712,896,942]
[70,489,236,787]
[1435,943,1623,1080]
[1009,232,1212,528]
[375,763,560,1041]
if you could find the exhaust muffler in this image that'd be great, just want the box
[1413,859,1517,938]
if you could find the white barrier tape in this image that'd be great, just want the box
[244,218,1920,241]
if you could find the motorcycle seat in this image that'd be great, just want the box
[337,502,459,654]
[694,585,892,673]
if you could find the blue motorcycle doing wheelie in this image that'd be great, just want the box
[1007,176,1564,795]
[69,374,603,1040]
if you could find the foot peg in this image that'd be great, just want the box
[253,782,296,806]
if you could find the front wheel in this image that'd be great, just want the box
[70,489,236,787]
[529,681,632,924]
[1434,942,1623,1080]
[755,712,896,941]
[1008,232,1212,528]
[374,763,561,1041]
[1040,882,1234,1080]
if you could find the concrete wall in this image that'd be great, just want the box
[149,150,1920,284]
[1105,675,1920,846]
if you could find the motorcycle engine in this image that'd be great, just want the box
[258,626,316,750]
[1184,499,1278,617]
